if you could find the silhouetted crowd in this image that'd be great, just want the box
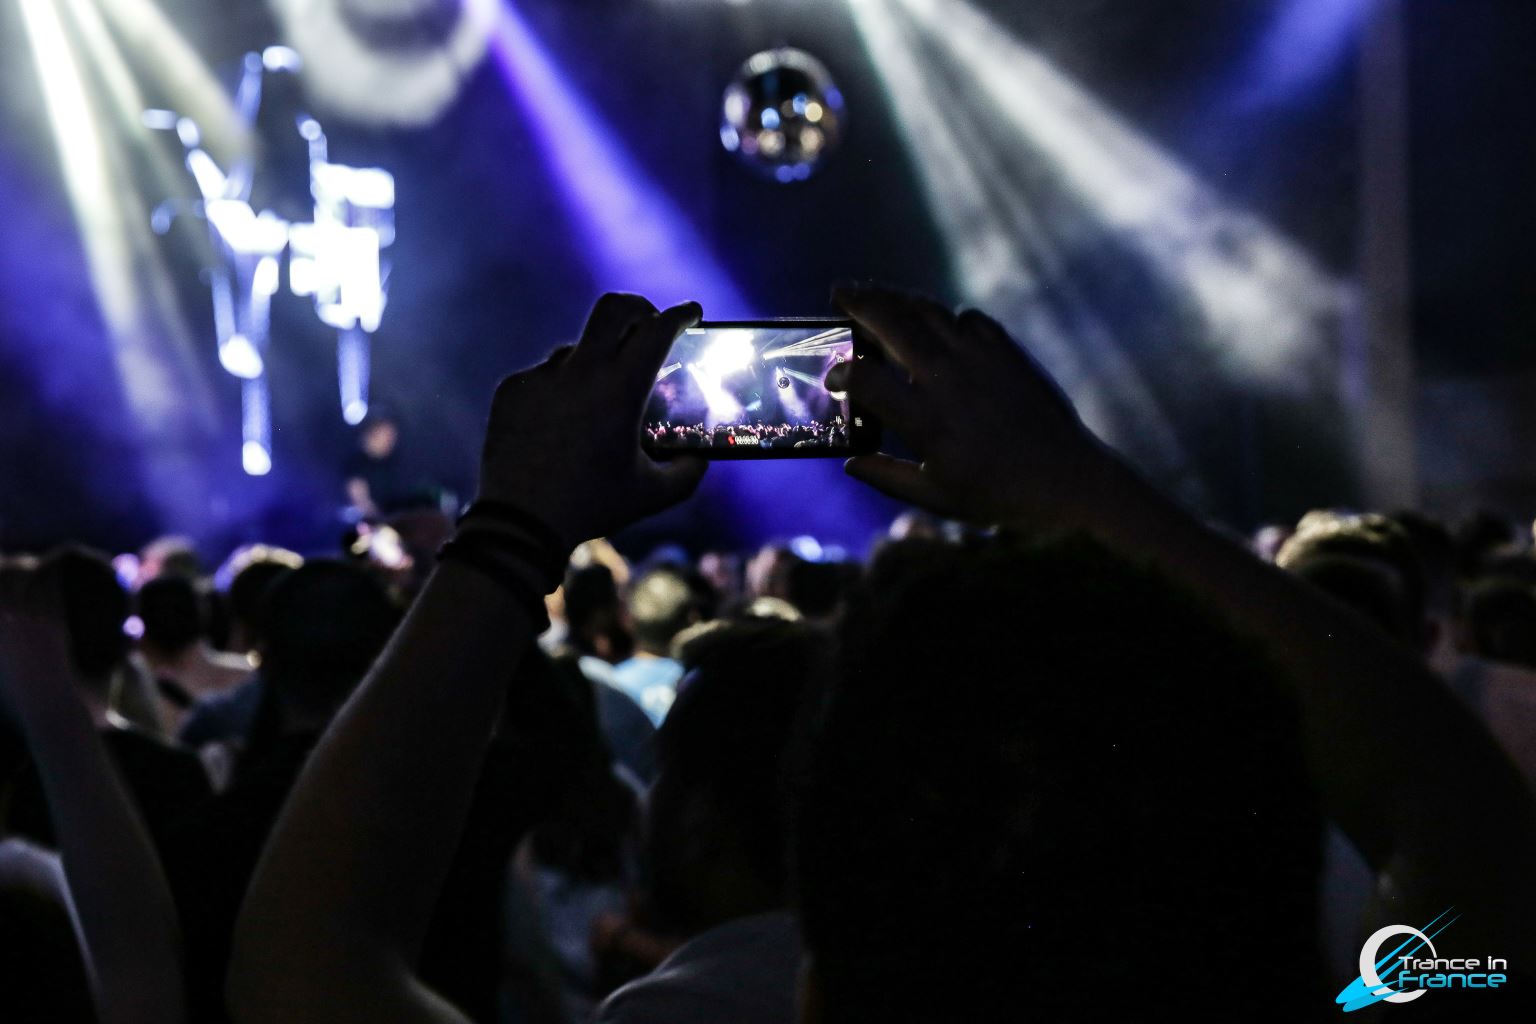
[2,290,1534,1024]
[645,419,847,450]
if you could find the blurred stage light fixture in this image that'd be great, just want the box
[149,49,398,471]
[268,0,496,126]
[721,47,845,182]
[241,377,273,476]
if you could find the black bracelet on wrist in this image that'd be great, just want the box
[459,501,569,555]
[447,527,567,594]
[455,501,571,589]
[437,538,552,632]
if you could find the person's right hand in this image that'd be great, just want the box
[475,293,709,550]
[826,285,1135,531]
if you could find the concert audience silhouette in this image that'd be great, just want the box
[2,289,1534,1024]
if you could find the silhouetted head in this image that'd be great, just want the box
[224,549,303,655]
[1454,509,1521,578]
[259,561,399,726]
[627,568,703,657]
[1278,511,1428,649]
[137,535,202,585]
[136,574,207,659]
[1465,580,1536,669]
[34,546,129,688]
[645,619,830,936]
[794,535,1321,1022]
[783,558,856,621]
[1389,511,1457,621]
[745,544,796,600]
[563,564,632,663]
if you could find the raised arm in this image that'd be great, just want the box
[228,294,706,1024]
[0,579,186,1024]
[827,285,1536,960]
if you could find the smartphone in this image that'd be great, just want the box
[643,319,880,459]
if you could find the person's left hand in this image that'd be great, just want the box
[824,285,1123,533]
[475,294,709,549]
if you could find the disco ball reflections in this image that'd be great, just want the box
[720,48,845,182]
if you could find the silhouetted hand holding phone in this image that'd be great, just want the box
[232,292,712,1024]
[828,283,1536,967]
[477,293,708,549]
[827,285,1115,530]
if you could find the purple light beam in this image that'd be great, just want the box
[489,3,749,313]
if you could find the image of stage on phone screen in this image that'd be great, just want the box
[645,323,856,455]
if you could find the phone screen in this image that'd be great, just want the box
[643,320,875,458]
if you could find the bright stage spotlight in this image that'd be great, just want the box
[339,328,371,426]
[61,0,196,224]
[845,0,1182,465]
[261,45,303,74]
[219,334,265,380]
[241,377,272,476]
[779,366,827,389]
[200,198,289,380]
[685,362,744,426]
[19,0,130,334]
[19,0,226,540]
[699,330,757,377]
[490,1,748,312]
[94,0,250,165]
[17,0,215,431]
[242,440,273,477]
[301,162,396,334]
[760,325,850,360]
[891,0,1347,383]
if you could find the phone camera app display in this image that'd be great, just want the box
[645,324,853,454]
